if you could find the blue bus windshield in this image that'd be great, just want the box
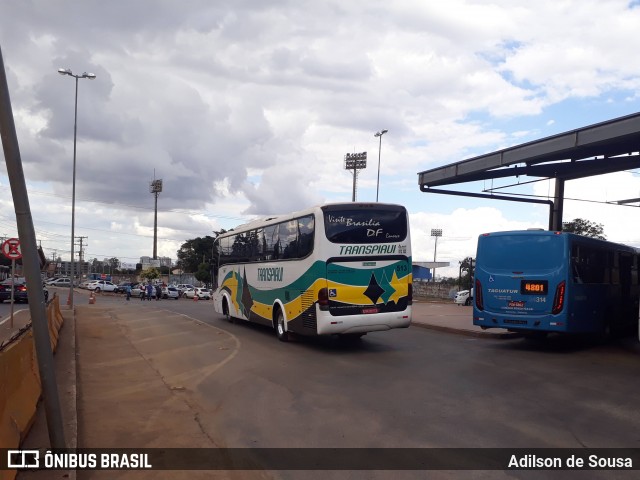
[479,234,564,271]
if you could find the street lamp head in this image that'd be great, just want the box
[375,129,388,137]
[83,73,97,80]
[58,68,72,76]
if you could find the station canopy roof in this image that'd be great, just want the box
[418,112,640,191]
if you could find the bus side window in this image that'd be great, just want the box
[297,215,315,257]
[264,224,279,260]
[280,220,298,259]
[249,229,262,262]
[571,245,583,283]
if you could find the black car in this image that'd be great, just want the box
[0,282,11,303]
[0,283,49,303]
[115,281,135,294]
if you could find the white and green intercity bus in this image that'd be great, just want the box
[212,202,413,342]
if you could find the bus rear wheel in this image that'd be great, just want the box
[222,298,233,323]
[276,310,289,342]
[523,331,548,341]
[338,333,365,345]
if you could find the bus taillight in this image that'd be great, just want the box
[475,279,483,311]
[552,281,566,314]
[318,287,329,311]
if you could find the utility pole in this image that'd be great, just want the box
[51,249,57,276]
[76,236,87,279]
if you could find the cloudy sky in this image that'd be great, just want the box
[1,0,640,276]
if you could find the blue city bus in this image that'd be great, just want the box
[473,230,640,337]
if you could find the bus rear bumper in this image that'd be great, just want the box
[473,310,568,333]
[316,306,412,335]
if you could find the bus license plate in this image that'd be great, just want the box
[362,307,379,314]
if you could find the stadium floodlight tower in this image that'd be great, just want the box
[344,152,367,201]
[431,228,443,282]
[150,178,163,259]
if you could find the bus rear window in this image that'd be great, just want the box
[479,234,564,270]
[323,206,407,244]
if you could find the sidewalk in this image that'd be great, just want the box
[410,299,520,339]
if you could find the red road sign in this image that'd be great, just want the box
[1,238,22,259]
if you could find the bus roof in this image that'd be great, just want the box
[478,230,636,251]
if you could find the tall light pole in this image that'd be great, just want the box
[431,228,442,282]
[374,129,388,202]
[58,68,96,307]
[150,178,163,259]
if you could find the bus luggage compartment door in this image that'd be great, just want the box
[326,258,411,317]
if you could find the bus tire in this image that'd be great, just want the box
[275,309,289,342]
[603,321,619,340]
[338,333,364,345]
[222,298,233,323]
[523,331,547,341]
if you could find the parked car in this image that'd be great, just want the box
[182,287,211,300]
[195,288,211,300]
[79,280,94,289]
[87,280,119,293]
[0,282,11,302]
[131,284,145,298]
[454,289,473,306]
[46,277,71,287]
[11,282,49,303]
[162,286,180,300]
[176,284,195,297]
[181,287,197,299]
[116,282,135,293]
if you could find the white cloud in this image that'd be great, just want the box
[410,205,546,278]
[0,0,639,265]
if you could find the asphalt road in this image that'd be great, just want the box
[35,290,640,479]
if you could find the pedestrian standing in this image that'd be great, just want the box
[146,283,153,301]
[126,284,131,301]
[155,284,162,301]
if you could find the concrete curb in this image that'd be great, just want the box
[62,305,77,480]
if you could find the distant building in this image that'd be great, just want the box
[57,260,89,278]
[412,261,450,282]
[140,256,172,271]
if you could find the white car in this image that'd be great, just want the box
[87,280,119,293]
[162,286,180,299]
[454,289,473,306]
[195,288,211,300]
[183,287,211,300]
[176,284,195,296]
[47,277,71,287]
[182,287,197,299]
